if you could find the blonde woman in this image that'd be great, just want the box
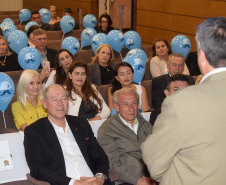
[88,44,117,86]
[12,70,47,131]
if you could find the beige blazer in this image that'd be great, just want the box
[141,71,226,185]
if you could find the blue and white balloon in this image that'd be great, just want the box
[83,14,97,29]
[2,18,15,25]
[108,30,124,53]
[2,24,17,40]
[91,33,109,54]
[19,9,31,22]
[171,35,191,59]
[0,72,15,112]
[81,28,97,47]
[61,36,80,56]
[18,47,41,70]
[25,21,39,32]
[39,8,51,24]
[126,48,147,64]
[8,30,28,54]
[123,56,145,83]
[60,15,75,34]
[124,31,141,50]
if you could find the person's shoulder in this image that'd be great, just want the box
[153,74,168,82]
[150,56,159,62]
[25,117,47,132]
[66,115,88,125]
[100,114,119,131]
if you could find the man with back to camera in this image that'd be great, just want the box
[151,53,195,109]
[97,88,156,185]
[149,73,190,125]
[24,84,111,185]
[31,11,51,31]
[142,17,226,185]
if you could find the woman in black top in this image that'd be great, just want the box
[95,13,114,34]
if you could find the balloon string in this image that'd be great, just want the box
[2,111,6,129]
[138,82,141,86]
[20,21,22,25]
[62,33,65,40]
[80,46,83,50]
[119,52,123,61]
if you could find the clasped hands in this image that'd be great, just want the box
[73,176,104,185]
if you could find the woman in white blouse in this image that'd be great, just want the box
[150,38,190,78]
[64,61,110,121]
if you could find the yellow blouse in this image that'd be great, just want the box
[12,98,47,130]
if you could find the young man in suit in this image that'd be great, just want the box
[24,84,110,185]
[142,17,226,185]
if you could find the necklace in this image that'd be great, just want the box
[0,55,6,66]
[105,66,110,72]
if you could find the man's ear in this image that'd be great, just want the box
[114,103,119,112]
[164,89,170,97]
[42,98,47,109]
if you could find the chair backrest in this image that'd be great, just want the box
[4,70,23,91]
[141,80,153,110]
[96,84,111,106]
[46,31,60,40]
[47,40,62,51]
[143,60,152,81]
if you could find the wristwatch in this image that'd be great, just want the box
[95,173,108,181]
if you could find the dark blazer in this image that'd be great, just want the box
[41,23,51,31]
[38,48,57,69]
[24,115,110,185]
[151,74,195,109]
[88,62,117,86]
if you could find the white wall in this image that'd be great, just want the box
[0,0,23,11]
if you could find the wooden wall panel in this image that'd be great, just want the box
[23,0,98,23]
[137,0,226,52]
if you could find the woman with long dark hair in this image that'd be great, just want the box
[65,61,110,121]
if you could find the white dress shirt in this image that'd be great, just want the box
[49,118,94,185]
[200,67,226,84]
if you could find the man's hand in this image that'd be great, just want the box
[137,177,158,185]
[73,177,96,185]
[80,177,104,185]
[40,67,49,81]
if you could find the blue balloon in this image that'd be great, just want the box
[81,28,97,47]
[18,47,41,70]
[61,36,80,56]
[2,24,17,40]
[83,14,97,29]
[126,48,147,64]
[171,35,191,59]
[2,18,15,25]
[124,31,141,50]
[108,30,124,52]
[123,56,145,83]
[39,8,51,24]
[8,30,28,54]
[0,22,8,29]
[91,33,109,54]
[111,107,117,116]
[19,9,31,22]
[60,15,75,34]
[0,72,15,111]
[25,21,39,32]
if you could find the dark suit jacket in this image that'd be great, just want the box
[88,62,117,86]
[151,74,195,109]
[38,48,57,69]
[24,115,110,185]
[41,23,51,31]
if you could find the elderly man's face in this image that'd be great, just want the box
[43,85,68,121]
[34,33,47,51]
[114,91,138,124]
[31,13,41,25]
[168,56,184,76]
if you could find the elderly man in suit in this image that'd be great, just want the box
[24,84,110,185]
[97,88,155,185]
[151,53,195,109]
[141,17,226,185]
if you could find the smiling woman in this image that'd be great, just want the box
[65,61,110,121]
[12,70,47,131]
[0,36,22,72]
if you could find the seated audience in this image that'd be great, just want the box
[31,11,51,31]
[33,28,57,68]
[108,62,149,112]
[53,8,79,30]
[150,38,190,78]
[49,5,61,25]
[149,74,190,125]
[88,44,117,86]
[98,88,155,185]
[95,13,114,34]
[45,49,73,89]
[24,84,111,185]
[65,61,110,120]
[0,36,22,72]
[12,70,47,131]
[152,53,195,109]
[27,25,39,48]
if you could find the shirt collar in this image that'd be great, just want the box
[118,113,138,128]
[200,67,226,84]
[49,117,69,134]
